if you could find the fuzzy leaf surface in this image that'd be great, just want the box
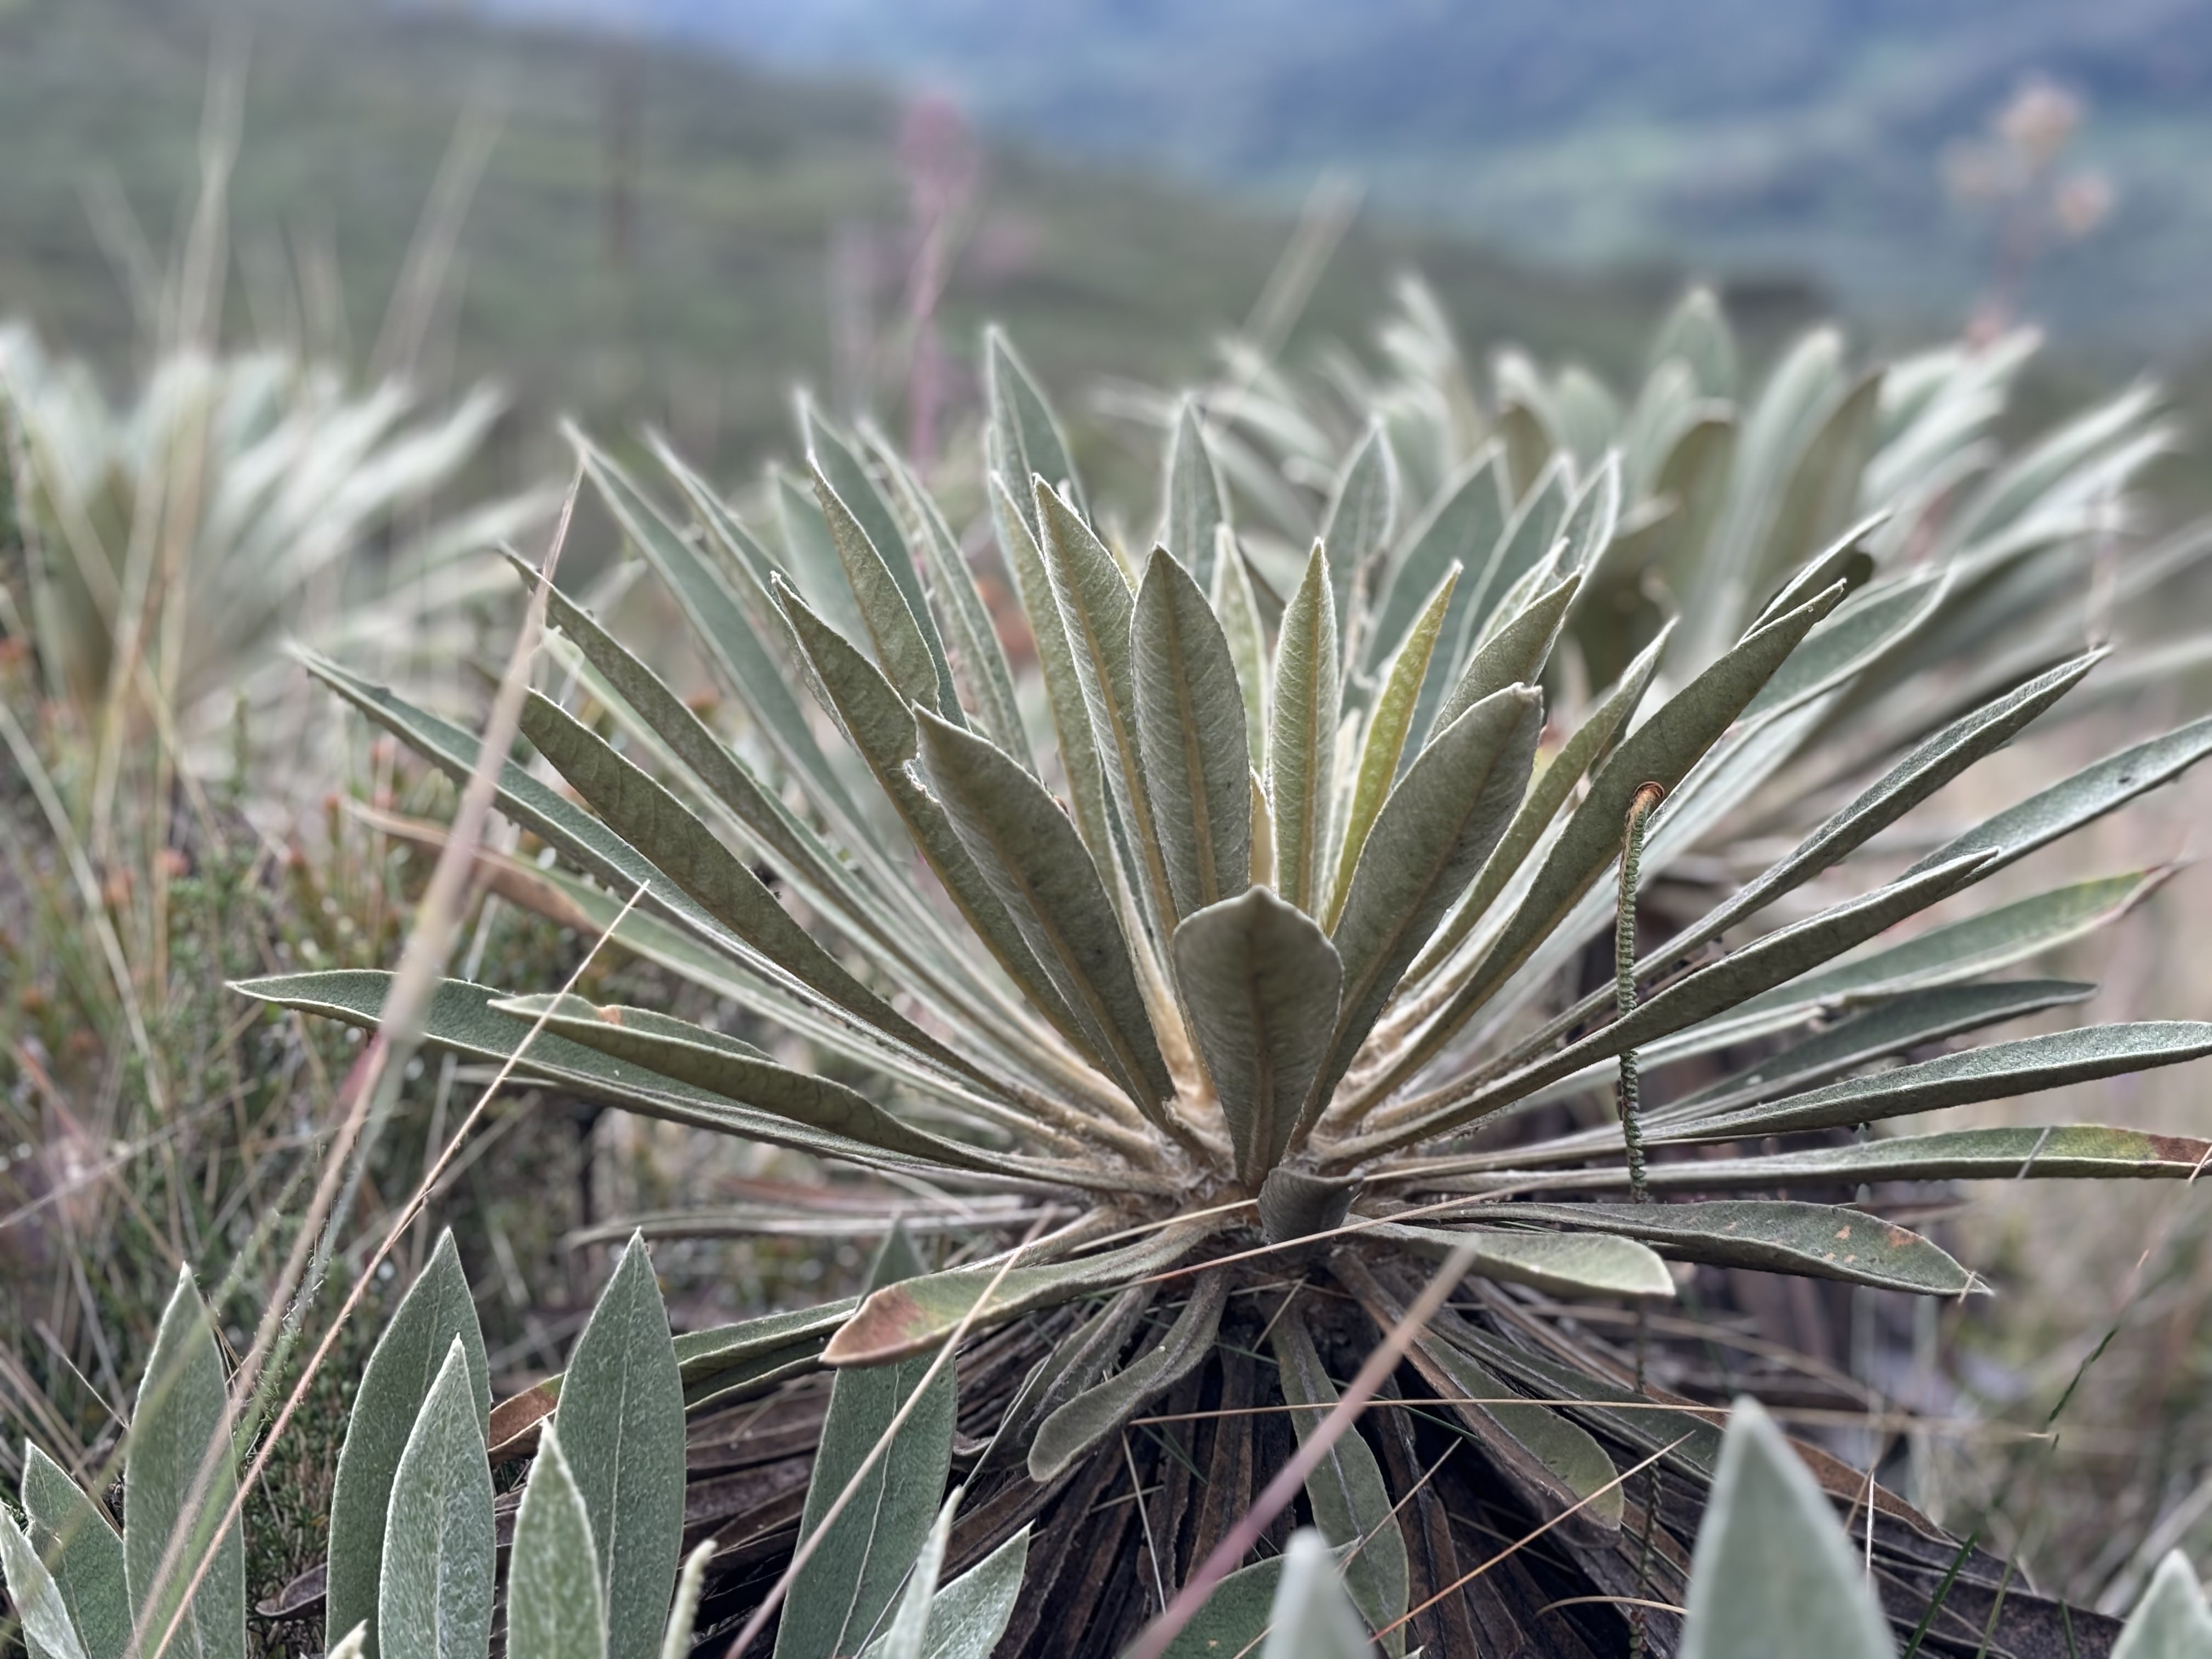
[377,1342,495,1659]
[506,1428,607,1659]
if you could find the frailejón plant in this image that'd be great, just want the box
[3,1231,1026,1659]
[232,289,2212,1654]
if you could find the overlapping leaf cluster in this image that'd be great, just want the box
[234,289,2212,1653]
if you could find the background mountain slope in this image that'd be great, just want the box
[489,0,2212,354]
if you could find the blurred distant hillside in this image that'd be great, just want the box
[1,0,1780,495]
[490,0,2212,356]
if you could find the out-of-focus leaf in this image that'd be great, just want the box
[986,329,1086,533]
[1679,1397,1895,1659]
[1160,398,1229,587]
[1263,1529,1378,1659]
[325,1230,487,1659]
[1319,421,1397,637]
[1172,887,1342,1186]
[557,1235,684,1659]
[377,1341,495,1659]
[2112,1550,2212,1659]
[1366,447,1504,678]
[1212,531,1271,768]
[2,1503,90,1659]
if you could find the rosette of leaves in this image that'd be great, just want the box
[240,294,2212,1656]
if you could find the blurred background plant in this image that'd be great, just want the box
[2,0,2211,1646]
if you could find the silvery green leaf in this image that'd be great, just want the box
[235,971,1006,1184]
[558,1235,684,1659]
[1158,1555,1284,1659]
[1725,868,2163,1027]
[1367,853,1989,1153]
[571,431,870,836]
[1269,1311,1408,1655]
[775,1233,955,1659]
[2,1503,89,1659]
[1211,531,1271,769]
[1739,565,1946,723]
[2113,1551,2212,1658]
[1680,1397,1895,1659]
[325,1230,487,1659]
[1421,572,1576,747]
[1371,1223,1674,1300]
[1133,548,1254,919]
[123,1268,244,1659]
[1027,1269,1228,1482]
[1362,579,1849,1110]
[1462,454,1567,646]
[774,578,1096,1057]
[985,328,1086,534]
[811,461,960,717]
[1270,544,1340,916]
[1328,565,1458,917]
[517,691,978,1082]
[775,463,873,648]
[1319,421,1397,640]
[1596,1124,2212,1192]
[1667,979,2096,1118]
[377,1341,494,1659]
[1656,1022,2212,1147]
[1160,397,1229,586]
[1405,624,1667,986]
[1369,447,1505,693]
[489,994,1045,1179]
[1172,888,1342,1186]
[505,1425,605,1659]
[1309,687,1542,1135]
[804,409,947,696]
[859,1490,955,1659]
[1034,479,1178,927]
[915,708,1175,1119]
[868,436,1032,769]
[1907,714,2212,882]
[859,1524,1031,1659]
[1672,650,2099,961]
[1262,1528,1379,1659]
[1556,450,1621,574]
[20,1446,127,1659]
[1500,1202,1974,1296]
[824,1218,1220,1368]
[990,472,1117,859]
